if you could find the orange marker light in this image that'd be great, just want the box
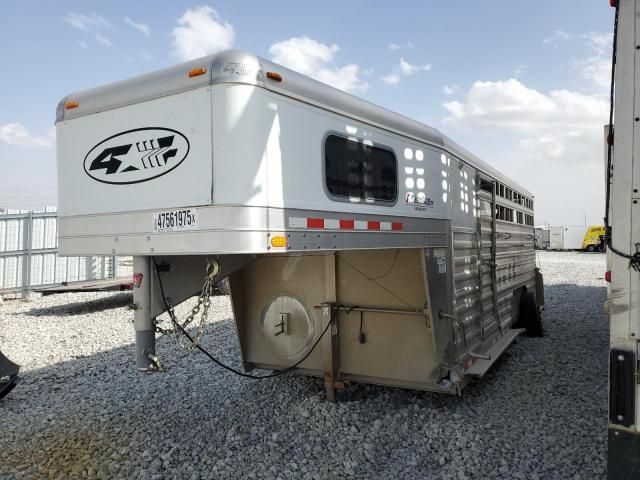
[188,67,207,78]
[65,100,79,110]
[270,236,287,248]
[266,71,282,82]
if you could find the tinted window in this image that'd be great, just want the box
[325,135,397,202]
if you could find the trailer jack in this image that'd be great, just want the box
[0,350,19,399]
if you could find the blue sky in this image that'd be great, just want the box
[0,1,614,225]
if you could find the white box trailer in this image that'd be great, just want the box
[56,50,543,398]
[549,226,564,250]
[564,226,588,250]
[534,227,550,249]
[606,0,640,476]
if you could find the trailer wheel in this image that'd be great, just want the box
[515,291,544,337]
[587,245,596,252]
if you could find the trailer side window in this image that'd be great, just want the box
[479,179,493,193]
[325,135,397,202]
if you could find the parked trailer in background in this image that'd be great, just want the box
[548,225,605,251]
[56,50,543,399]
[534,227,550,249]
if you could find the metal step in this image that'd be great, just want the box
[465,328,525,377]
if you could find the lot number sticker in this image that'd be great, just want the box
[153,208,198,232]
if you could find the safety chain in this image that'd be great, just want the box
[154,260,219,353]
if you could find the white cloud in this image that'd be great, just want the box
[171,6,234,61]
[581,56,611,90]
[382,57,430,85]
[124,16,150,36]
[443,84,459,95]
[442,78,608,225]
[76,40,88,50]
[95,33,113,47]
[381,73,401,85]
[63,12,110,31]
[0,124,54,148]
[514,64,528,77]
[269,36,368,93]
[443,79,606,148]
[543,30,570,44]
[575,32,612,91]
[399,57,430,75]
[388,41,414,51]
[439,31,614,226]
[585,31,613,51]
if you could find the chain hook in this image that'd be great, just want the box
[206,259,220,279]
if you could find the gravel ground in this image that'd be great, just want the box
[0,251,608,480]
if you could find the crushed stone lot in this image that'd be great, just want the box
[0,251,608,480]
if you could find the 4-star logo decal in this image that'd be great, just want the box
[83,127,190,184]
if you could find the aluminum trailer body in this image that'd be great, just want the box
[56,50,543,398]
[607,0,640,477]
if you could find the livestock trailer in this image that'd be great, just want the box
[56,50,543,398]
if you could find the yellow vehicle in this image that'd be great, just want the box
[582,226,606,252]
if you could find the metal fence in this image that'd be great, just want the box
[0,208,117,297]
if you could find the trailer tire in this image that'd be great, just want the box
[515,291,544,337]
[587,245,596,252]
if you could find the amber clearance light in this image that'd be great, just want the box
[270,235,287,248]
[266,71,282,82]
[65,100,79,110]
[188,67,207,78]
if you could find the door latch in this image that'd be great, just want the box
[275,313,290,336]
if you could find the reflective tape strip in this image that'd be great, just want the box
[324,219,340,229]
[307,218,324,229]
[289,217,307,228]
[367,221,380,230]
[288,217,403,231]
[339,219,355,229]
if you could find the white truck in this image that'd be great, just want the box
[55,50,543,400]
